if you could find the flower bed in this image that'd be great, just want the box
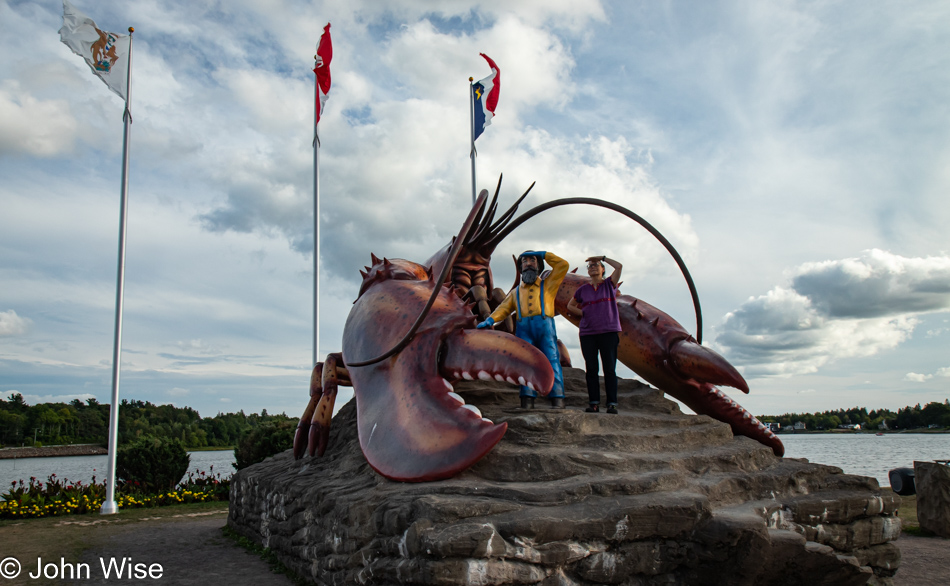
[1,467,230,520]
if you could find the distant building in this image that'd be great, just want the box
[794,421,806,431]
[878,420,889,430]
[768,423,781,432]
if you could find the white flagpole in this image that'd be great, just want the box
[469,77,477,206]
[313,53,321,368]
[101,26,134,516]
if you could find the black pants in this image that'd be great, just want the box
[580,332,619,405]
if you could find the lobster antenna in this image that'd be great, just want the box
[469,175,503,245]
[491,196,704,344]
[488,181,534,235]
[463,178,536,258]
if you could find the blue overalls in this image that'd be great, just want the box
[515,282,565,399]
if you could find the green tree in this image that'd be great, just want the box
[117,435,190,491]
[233,420,296,470]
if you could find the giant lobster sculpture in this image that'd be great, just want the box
[293,183,783,482]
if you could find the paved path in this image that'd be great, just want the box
[64,511,295,586]
[893,534,950,586]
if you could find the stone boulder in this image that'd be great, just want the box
[228,368,902,585]
[914,460,950,538]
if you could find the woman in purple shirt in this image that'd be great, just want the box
[567,256,623,413]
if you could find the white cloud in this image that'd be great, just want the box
[0,310,32,337]
[197,12,699,288]
[167,387,190,397]
[19,393,97,406]
[0,81,77,157]
[175,339,223,356]
[904,373,933,383]
[791,249,950,318]
[717,250,950,377]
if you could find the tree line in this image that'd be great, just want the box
[759,400,950,431]
[0,393,296,448]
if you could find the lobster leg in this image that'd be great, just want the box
[292,363,323,459]
[292,353,352,459]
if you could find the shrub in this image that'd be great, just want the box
[233,420,296,470]
[117,435,190,491]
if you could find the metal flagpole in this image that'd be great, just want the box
[469,77,477,206]
[313,53,321,368]
[101,26,134,516]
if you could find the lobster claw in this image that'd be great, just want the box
[555,274,783,457]
[669,338,748,394]
[349,326,554,482]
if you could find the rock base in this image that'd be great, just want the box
[229,368,901,585]
[914,460,950,538]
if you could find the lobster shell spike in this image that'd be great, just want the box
[371,253,381,265]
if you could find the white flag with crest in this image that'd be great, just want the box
[59,0,130,101]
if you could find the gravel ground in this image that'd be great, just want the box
[892,533,950,586]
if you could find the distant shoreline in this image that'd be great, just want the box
[774,430,949,435]
[0,444,107,459]
[0,444,234,459]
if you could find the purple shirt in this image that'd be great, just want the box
[573,276,622,336]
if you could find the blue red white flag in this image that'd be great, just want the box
[59,0,130,100]
[314,23,333,127]
[472,53,500,141]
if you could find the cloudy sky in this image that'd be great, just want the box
[2,0,948,420]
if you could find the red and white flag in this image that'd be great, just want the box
[314,23,333,127]
[59,0,130,101]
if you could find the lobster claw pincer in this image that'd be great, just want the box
[668,337,749,394]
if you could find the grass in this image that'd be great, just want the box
[895,491,918,530]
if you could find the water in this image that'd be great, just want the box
[780,433,950,486]
[2,435,947,491]
[0,450,235,490]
